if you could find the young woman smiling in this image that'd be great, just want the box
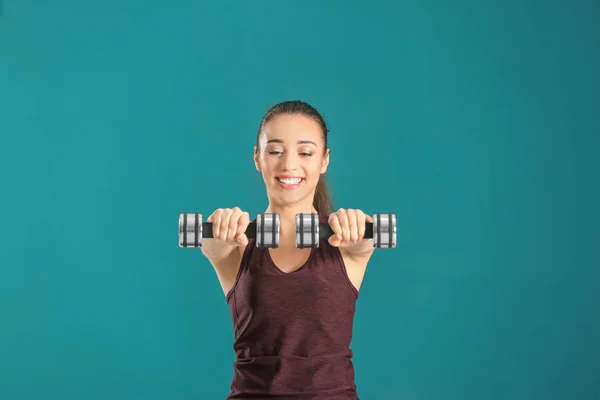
[201,100,375,399]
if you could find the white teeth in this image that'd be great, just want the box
[278,178,302,185]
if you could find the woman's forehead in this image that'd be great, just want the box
[261,114,322,143]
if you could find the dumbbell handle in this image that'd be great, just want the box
[316,222,375,241]
[198,222,374,240]
[180,213,280,248]
[296,212,396,248]
[199,221,259,239]
[183,214,256,239]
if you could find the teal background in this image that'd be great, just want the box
[1,0,598,399]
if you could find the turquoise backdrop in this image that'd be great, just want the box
[1,1,598,399]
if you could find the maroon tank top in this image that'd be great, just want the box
[225,214,360,399]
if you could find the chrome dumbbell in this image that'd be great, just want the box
[295,213,396,248]
[179,212,280,248]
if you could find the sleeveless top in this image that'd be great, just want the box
[225,214,360,399]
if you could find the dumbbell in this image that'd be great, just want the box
[178,213,280,248]
[295,213,396,249]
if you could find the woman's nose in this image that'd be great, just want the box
[281,153,299,170]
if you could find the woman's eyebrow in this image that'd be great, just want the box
[267,139,317,146]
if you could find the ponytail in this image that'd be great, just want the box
[313,174,333,216]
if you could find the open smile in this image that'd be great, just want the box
[276,176,304,189]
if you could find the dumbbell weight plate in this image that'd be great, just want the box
[179,212,280,248]
[255,213,280,248]
[373,213,396,249]
[295,213,396,248]
[179,212,202,248]
[295,213,320,248]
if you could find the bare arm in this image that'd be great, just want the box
[202,245,245,296]
[328,208,377,292]
[200,207,250,296]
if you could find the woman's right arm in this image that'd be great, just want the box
[200,207,250,295]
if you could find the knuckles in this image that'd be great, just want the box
[210,207,248,243]
[329,208,368,243]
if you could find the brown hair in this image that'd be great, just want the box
[255,100,333,215]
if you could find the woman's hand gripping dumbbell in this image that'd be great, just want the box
[295,208,396,249]
[179,208,281,256]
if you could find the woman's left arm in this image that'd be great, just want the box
[328,208,376,291]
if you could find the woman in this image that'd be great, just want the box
[201,100,375,399]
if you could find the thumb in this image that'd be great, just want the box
[236,233,248,246]
[328,233,342,247]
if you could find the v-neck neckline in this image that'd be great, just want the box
[266,246,316,275]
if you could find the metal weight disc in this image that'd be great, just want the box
[373,213,396,248]
[256,213,280,248]
[179,213,202,248]
[296,213,319,248]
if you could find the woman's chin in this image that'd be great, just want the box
[270,191,311,207]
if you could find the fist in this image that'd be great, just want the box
[206,207,250,247]
[327,208,373,247]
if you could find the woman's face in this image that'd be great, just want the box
[254,113,330,209]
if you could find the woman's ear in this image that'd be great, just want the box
[320,148,330,174]
[254,146,261,172]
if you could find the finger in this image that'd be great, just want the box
[227,209,241,242]
[328,213,343,245]
[347,209,359,242]
[219,209,232,241]
[356,210,366,241]
[338,209,351,242]
[236,212,250,245]
[208,209,221,238]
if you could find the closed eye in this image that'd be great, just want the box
[268,151,312,157]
